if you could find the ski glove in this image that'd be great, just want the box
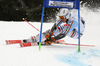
[45,37,55,45]
[45,31,53,39]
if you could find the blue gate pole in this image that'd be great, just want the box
[78,8,81,52]
[39,7,45,50]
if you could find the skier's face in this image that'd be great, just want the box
[59,16,67,22]
[61,18,67,22]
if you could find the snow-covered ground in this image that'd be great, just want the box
[0,21,100,66]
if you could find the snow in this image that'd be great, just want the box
[0,21,100,66]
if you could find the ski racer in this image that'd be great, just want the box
[22,8,85,45]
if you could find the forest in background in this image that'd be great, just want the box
[0,0,100,22]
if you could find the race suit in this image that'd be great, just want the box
[22,13,85,44]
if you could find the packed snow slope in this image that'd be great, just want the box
[0,21,100,66]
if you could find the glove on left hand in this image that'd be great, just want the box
[45,37,56,45]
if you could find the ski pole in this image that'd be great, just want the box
[22,18,47,40]
[22,18,40,32]
[53,42,95,47]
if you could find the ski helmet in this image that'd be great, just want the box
[58,8,70,19]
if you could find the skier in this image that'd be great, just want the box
[22,8,85,45]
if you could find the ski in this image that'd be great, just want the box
[6,40,22,45]
[6,39,94,47]
[5,39,65,47]
[20,43,37,47]
[6,39,64,44]
[20,40,65,47]
[53,42,95,47]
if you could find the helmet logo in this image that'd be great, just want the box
[63,10,65,14]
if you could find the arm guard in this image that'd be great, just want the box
[51,23,57,32]
[53,33,66,40]
[51,18,62,32]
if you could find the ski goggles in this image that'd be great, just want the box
[59,16,65,19]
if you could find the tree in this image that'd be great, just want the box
[0,0,100,22]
